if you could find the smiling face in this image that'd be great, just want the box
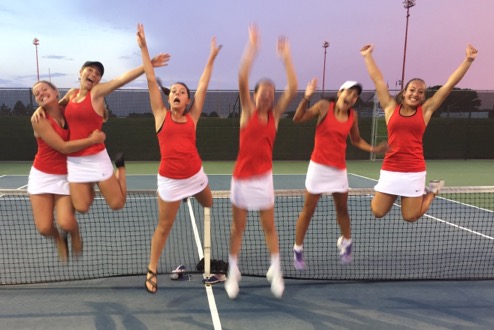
[402,79,426,107]
[336,87,360,111]
[32,81,59,108]
[79,65,103,90]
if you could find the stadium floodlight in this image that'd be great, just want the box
[33,38,40,81]
[322,41,330,97]
[401,0,416,90]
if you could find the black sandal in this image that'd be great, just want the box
[145,268,158,294]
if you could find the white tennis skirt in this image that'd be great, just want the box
[230,171,274,211]
[374,170,426,197]
[27,166,69,195]
[67,149,114,183]
[305,161,348,194]
[157,167,209,202]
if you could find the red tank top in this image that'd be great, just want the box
[157,111,202,179]
[233,110,276,179]
[382,105,426,172]
[64,90,105,156]
[33,114,69,175]
[311,102,354,170]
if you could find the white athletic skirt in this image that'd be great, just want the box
[305,161,348,194]
[230,171,274,211]
[374,170,426,197]
[67,149,114,183]
[157,167,208,202]
[27,166,69,195]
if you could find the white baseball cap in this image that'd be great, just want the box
[339,81,362,95]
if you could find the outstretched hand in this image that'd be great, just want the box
[151,53,171,68]
[277,35,291,61]
[136,23,147,49]
[466,44,478,62]
[248,24,260,53]
[360,44,374,57]
[210,37,222,59]
[304,78,318,99]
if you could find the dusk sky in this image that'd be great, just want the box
[1,0,492,92]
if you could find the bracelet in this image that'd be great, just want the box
[302,96,310,102]
[467,57,475,62]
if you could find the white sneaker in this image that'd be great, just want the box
[266,265,284,298]
[225,266,241,299]
[337,236,353,265]
[429,180,445,196]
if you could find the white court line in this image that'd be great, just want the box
[349,173,494,239]
[423,196,494,239]
[186,199,222,330]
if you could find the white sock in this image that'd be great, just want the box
[228,254,238,270]
[270,253,280,270]
[293,244,303,252]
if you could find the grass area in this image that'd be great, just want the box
[1,159,493,186]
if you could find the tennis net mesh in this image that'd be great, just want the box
[1,187,493,285]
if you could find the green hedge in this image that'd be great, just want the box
[1,116,493,161]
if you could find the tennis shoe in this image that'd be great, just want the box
[203,274,226,285]
[266,265,284,298]
[429,179,445,196]
[293,248,305,270]
[337,236,353,265]
[170,264,186,280]
[225,265,241,299]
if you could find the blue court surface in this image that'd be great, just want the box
[1,173,494,329]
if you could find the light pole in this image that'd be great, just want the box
[400,0,416,90]
[33,38,40,81]
[322,41,329,97]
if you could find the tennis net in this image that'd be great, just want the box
[1,187,493,285]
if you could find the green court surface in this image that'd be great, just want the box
[1,159,493,186]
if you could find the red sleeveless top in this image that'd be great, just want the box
[233,110,276,179]
[311,102,354,170]
[157,111,202,179]
[382,105,426,172]
[33,114,69,175]
[64,90,105,156]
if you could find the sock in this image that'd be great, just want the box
[293,244,303,252]
[270,253,280,270]
[115,152,125,168]
[228,254,238,270]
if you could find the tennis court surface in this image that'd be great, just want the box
[1,168,494,329]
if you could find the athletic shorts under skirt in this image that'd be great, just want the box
[374,170,426,197]
[230,171,274,211]
[305,160,349,194]
[27,166,69,195]
[67,149,114,183]
[157,167,208,202]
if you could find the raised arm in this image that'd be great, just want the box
[92,28,170,100]
[360,44,396,117]
[273,35,298,121]
[136,23,171,128]
[33,120,105,155]
[422,44,478,120]
[293,78,324,123]
[188,37,222,122]
[238,25,260,123]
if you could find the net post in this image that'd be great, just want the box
[204,207,211,279]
